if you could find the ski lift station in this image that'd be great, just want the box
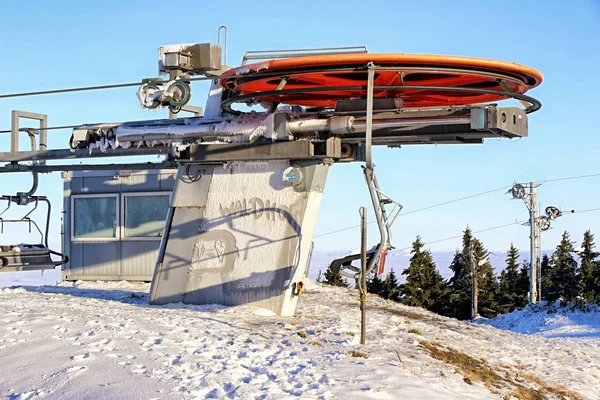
[62,169,174,282]
[0,28,543,316]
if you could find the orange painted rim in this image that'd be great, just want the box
[220,54,543,109]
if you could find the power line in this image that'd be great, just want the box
[542,173,600,184]
[394,220,527,252]
[385,207,600,254]
[313,185,510,239]
[401,186,510,216]
[565,207,600,215]
[390,208,600,253]
[314,173,600,240]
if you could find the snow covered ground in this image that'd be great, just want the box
[1,280,598,399]
[0,269,61,289]
[478,302,600,339]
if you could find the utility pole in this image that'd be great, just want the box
[509,182,563,304]
[469,243,479,320]
[529,182,539,304]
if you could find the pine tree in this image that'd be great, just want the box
[579,230,600,303]
[498,243,524,312]
[366,272,385,296]
[540,253,552,301]
[474,238,500,318]
[400,235,450,314]
[546,231,581,303]
[448,237,472,319]
[381,269,401,302]
[323,264,349,288]
[517,260,530,305]
[447,227,499,319]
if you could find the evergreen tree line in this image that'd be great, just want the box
[323,228,600,320]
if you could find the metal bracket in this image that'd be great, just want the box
[11,110,48,164]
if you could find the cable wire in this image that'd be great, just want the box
[542,173,600,184]
[313,185,512,239]
[0,124,80,134]
[0,81,144,99]
[314,173,600,239]
[392,207,600,252]
[565,207,600,215]
[393,220,527,252]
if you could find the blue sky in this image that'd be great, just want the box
[0,0,599,257]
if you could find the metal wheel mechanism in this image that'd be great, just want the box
[545,206,562,219]
[219,54,543,114]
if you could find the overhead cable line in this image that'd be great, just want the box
[313,185,511,239]
[394,220,527,252]
[0,81,144,99]
[0,124,80,134]
[1,68,339,100]
[313,175,600,240]
[393,207,600,252]
[564,207,600,215]
[401,186,511,217]
[542,173,600,183]
[0,76,220,100]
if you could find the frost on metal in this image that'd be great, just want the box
[115,113,273,143]
[157,43,195,76]
[152,161,328,316]
[8,244,47,253]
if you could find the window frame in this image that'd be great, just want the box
[71,193,120,242]
[120,192,171,241]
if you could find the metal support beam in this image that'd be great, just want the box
[365,63,375,169]
[179,139,342,163]
[0,146,171,163]
[362,63,391,277]
[0,161,176,174]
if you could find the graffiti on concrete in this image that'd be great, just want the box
[190,229,239,275]
[219,197,292,221]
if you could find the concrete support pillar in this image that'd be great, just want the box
[149,160,329,316]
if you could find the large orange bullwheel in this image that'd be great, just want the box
[219,54,542,113]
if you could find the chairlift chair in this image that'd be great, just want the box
[0,173,68,272]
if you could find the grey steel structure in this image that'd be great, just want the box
[0,37,542,315]
[62,169,175,281]
[508,182,564,304]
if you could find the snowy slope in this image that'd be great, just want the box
[477,303,600,339]
[1,281,598,399]
[0,269,61,289]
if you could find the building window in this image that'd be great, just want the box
[73,195,118,239]
[123,194,170,239]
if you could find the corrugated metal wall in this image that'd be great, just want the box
[62,170,174,281]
